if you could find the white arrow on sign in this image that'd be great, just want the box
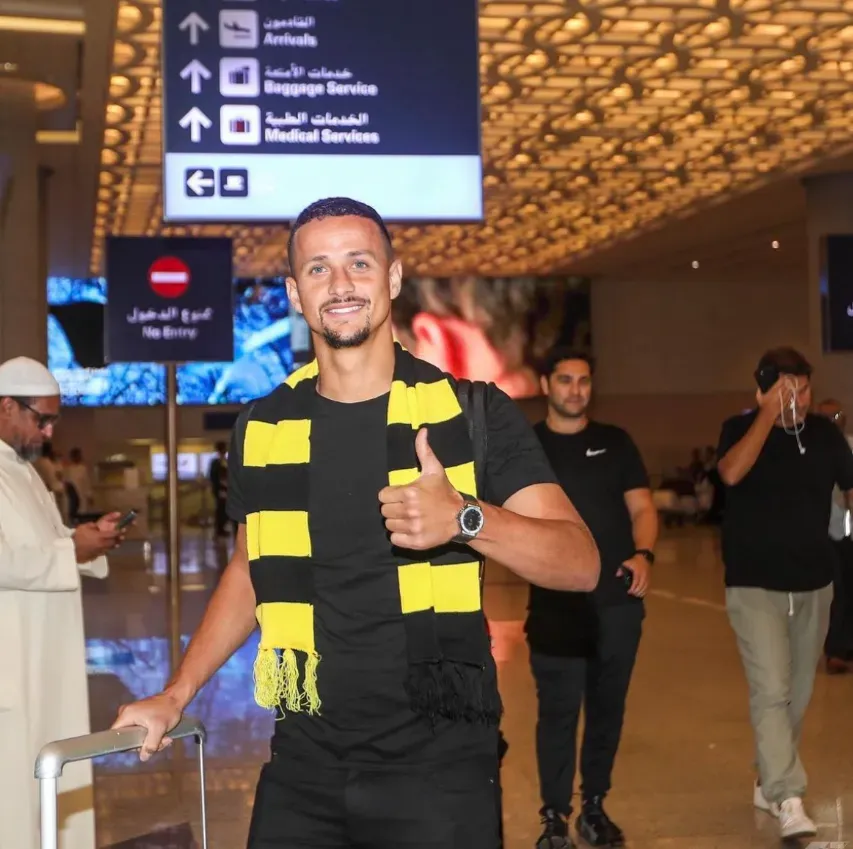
[179,12,209,46]
[186,169,215,196]
[179,107,212,143]
[180,59,211,94]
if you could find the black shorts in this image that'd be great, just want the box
[246,750,501,849]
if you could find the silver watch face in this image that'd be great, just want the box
[460,504,484,536]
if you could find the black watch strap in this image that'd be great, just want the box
[635,548,655,565]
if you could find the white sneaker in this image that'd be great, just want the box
[777,797,817,839]
[753,781,773,814]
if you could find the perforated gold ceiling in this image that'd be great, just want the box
[92,0,853,278]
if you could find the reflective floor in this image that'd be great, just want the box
[85,527,853,848]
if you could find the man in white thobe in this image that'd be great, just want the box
[0,357,125,849]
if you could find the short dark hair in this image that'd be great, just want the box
[540,346,596,378]
[287,197,393,273]
[215,440,227,454]
[756,347,812,378]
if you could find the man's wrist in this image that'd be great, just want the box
[756,402,779,424]
[163,680,194,712]
[446,489,465,542]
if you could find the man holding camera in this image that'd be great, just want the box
[717,347,853,839]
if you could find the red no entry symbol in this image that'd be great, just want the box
[148,256,190,298]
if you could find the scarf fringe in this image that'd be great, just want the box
[253,647,322,715]
[404,661,502,727]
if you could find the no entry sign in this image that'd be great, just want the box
[148,256,190,298]
[106,236,233,363]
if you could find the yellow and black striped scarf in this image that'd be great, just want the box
[241,344,499,726]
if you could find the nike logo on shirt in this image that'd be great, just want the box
[586,448,607,457]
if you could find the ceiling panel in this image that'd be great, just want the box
[91,0,853,278]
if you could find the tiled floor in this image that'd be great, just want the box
[84,527,853,848]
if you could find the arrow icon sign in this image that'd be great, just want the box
[179,12,209,46]
[180,59,211,94]
[186,170,215,196]
[179,107,212,143]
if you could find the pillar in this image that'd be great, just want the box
[0,88,48,363]
[803,173,853,406]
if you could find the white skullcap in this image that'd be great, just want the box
[0,357,60,397]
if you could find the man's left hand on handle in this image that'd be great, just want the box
[378,428,462,551]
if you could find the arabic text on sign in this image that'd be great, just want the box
[264,17,317,29]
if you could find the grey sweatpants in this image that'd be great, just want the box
[726,584,833,804]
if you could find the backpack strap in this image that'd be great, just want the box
[233,402,256,465]
[456,378,490,592]
[455,379,489,500]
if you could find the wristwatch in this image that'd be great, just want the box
[635,548,655,565]
[453,494,485,544]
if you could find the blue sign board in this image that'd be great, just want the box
[161,0,482,223]
[106,237,234,364]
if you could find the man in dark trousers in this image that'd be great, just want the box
[208,441,229,538]
[527,348,658,849]
[111,197,600,849]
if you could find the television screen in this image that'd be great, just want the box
[392,276,591,399]
[48,277,166,406]
[49,275,591,405]
[178,280,295,404]
[48,277,297,406]
[821,235,853,352]
[150,450,219,481]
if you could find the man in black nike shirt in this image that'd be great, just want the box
[527,348,658,849]
[111,198,600,849]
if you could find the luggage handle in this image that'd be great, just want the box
[35,716,208,849]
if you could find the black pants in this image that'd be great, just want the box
[826,538,853,659]
[66,483,81,525]
[214,496,229,536]
[247,751,500,848]
[531,603,644,816]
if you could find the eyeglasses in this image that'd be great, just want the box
[14,398,60,430]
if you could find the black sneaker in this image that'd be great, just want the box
[576,797,625,847]
[536,807,573,849]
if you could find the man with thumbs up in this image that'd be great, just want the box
[379,429,487,550]
[112,197,599,849]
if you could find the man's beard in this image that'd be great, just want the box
[553,399,588,420]
[322,323,371,350]
[17,443,41,462]
[320,299,371,350]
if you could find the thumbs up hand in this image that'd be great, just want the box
[378,428,464,551]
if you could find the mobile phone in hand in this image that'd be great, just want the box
[115,510,137,531]
[620,565,634,589]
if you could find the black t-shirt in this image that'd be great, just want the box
[227,383,557,765]
[525,421,649,654]
[717,411,853,591]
